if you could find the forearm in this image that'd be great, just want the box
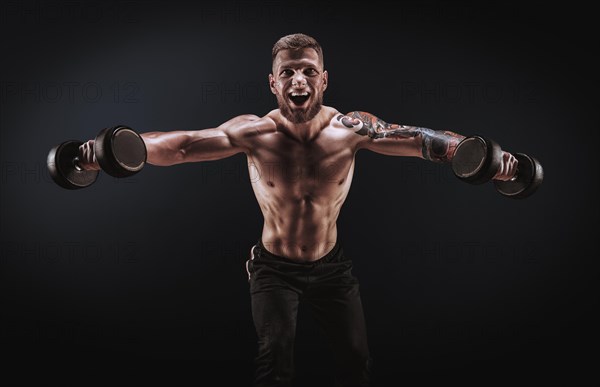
[364,123,466,162]
[141,131,189,166]
[417,128,465,163]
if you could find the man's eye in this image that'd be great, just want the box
[281,69,293,76]
[305,68,318,76]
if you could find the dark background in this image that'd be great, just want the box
[1,1,597,386]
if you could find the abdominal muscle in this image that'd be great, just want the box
[259,194,341,262]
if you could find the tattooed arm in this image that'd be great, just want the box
[338,111,465,163]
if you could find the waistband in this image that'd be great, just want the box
[255,239,342,265]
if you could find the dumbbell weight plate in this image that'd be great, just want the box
[95,125,147,178]
[452,136,503,185]
[494,153,543,199]
[47,140,100,189]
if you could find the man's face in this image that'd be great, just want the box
[269,48,328,124]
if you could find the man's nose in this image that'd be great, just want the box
[292,73,307,87]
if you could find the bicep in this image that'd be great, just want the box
[185,114,268,162]
[180,127,244,162]
[184,113,277,162]
[182,114,264,162]
[344,111,423,157]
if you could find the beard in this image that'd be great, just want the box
[276,90,323,124]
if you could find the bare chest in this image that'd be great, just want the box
[247,128,356,195]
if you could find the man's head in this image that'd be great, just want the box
[269,33,328,124]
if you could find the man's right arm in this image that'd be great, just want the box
[142,114,267,166]
[79,114,269,169]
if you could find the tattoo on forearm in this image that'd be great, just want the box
[338,112,465,163]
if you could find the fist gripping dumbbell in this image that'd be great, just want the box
[47,125,147,189]
[451,136,544,199]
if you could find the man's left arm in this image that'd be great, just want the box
[341,111,516,180]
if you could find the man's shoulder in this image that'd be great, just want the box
[324,107,375,124]
[220,113,277,131]
[325,107,367,132]
[264,109,282,123]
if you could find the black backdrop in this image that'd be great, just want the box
[1,1,598,386]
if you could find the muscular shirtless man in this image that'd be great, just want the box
[77,33,517,386]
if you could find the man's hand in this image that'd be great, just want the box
[493,151,518,181]
[77,140,101,171]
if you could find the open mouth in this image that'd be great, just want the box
[289,92,310,106]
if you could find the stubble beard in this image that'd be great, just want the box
[276,91,323,124]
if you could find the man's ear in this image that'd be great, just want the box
[322,70,328,91]
[269,74,277,95]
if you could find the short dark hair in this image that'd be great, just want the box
[272,33,324,69]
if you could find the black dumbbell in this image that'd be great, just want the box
[47,125,147,189]
[451,135,543,199]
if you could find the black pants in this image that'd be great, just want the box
[246,239,372,387]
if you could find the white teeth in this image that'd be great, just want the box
[290,92,309,96]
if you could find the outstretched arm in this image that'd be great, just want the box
[339,111,516,180]
[140,114,272,166]
[131,114,282,166]
[77,114,272,170]
[341,111,464,163]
